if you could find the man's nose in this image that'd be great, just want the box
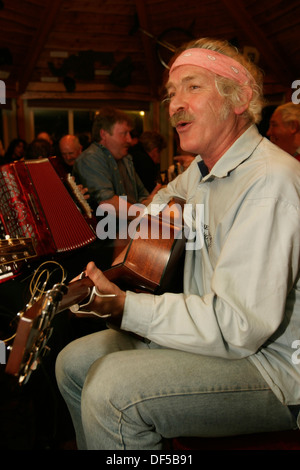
[126,132,133,144]
[169,93,187,115]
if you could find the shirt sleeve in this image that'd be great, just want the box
[73,150,117,205]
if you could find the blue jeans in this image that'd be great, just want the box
[55,328,296,450]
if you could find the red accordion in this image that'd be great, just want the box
[0,157,96,282]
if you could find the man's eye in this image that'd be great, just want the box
[162,93,174,104]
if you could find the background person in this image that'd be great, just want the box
[59,134,83,171]
[3,138,27,164]
[267,101,300,160]
[130,130,166,192]
[36,131,53,146]
[73,106,160,216]
[25,138,52,160]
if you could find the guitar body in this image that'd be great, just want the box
[108,208,185,294]
[5,199,186,382]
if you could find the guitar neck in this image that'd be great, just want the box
[58,276,94,312]
[4,276,95,379]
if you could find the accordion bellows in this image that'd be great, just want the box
[0,158,96,280]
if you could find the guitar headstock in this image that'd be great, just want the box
[5,282,68,384]
[0,237,37,282]
[0,237,37,264]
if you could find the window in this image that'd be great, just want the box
[34,109,68,143]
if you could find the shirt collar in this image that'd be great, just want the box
[197,125,263,179]
[294,146,300,157]
[197,159,209,177]
[94,141,132,162]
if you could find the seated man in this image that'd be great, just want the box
[73,107,159,216]
[59,134,83,171]
[56,38,300,450]
[267,102,300,161]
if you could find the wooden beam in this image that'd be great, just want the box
[25,82,150,94]
[21,89,152,102]
[16,96,26,140]
[18,0,63,94]
[26,99,150,111]
[220,0,295,86]
[21,81,152,102]
[134,0,160,99]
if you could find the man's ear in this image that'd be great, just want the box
[288,119,300,134]
[100,128,107,143]
[234,86,253,116]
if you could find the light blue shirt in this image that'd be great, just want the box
[122,125,300,408]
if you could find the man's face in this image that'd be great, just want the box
[101,121,133,160]
[267,110,294,155]
[60,141,82,166]
[166,65,230,157]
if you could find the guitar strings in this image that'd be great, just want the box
[29,260,66,299]
[2,260,66,344]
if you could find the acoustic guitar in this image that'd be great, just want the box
[5,199,186,384]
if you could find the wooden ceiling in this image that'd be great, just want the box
[0,0,299,109]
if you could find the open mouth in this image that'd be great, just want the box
[170,111,194,130]
[176,121,192,132]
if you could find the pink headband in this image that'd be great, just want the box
[169,48,254,85]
